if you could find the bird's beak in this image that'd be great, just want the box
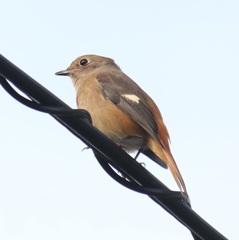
[55,69,69,76]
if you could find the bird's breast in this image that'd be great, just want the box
[75,80,147,152]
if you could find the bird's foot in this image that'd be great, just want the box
[82,146,90,152]
[139,162,146,168]
[116,143,123,148]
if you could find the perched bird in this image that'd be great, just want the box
[56,55,188,196]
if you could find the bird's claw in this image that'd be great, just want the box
[82,146,90,152]
[139,162,146,168]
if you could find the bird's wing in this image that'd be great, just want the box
[96,72,159,140]
[96,72,170,169]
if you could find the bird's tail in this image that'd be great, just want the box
[147,138,188,197]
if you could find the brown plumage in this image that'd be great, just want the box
[56,54,188,197]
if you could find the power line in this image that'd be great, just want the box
[0,54,228,240]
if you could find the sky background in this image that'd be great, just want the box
[0,1,238,239]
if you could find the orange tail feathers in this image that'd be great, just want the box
[147,138,188,196]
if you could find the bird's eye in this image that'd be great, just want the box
[80,58,88,66]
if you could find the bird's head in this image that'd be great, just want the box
[55,54,120,80]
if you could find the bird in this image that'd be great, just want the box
[55,54,188,197]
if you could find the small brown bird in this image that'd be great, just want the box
[56,54,188,196]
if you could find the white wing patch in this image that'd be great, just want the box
[122,94,140,103]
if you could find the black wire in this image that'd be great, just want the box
[0,74,208,239]
[0,54,229,240]
[0,75,92,122]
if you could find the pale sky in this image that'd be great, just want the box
[0,1,238,239]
